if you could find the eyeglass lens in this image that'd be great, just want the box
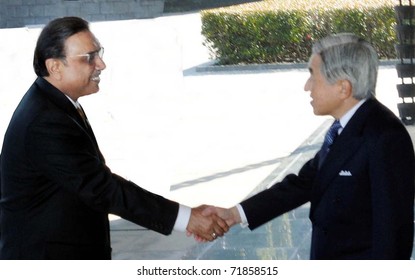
[88,47,104,64]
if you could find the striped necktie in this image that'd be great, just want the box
[319,120,342,167]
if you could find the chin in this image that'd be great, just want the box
[313,109,323,116]
[90,84,100,94]
[82,89,99,97]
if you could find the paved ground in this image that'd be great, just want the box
[0,13,414,260]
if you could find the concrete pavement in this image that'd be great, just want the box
[0,12,414,260]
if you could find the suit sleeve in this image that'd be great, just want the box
[369,127,415,259]
[26,110,179,235]
[241,157,317,230]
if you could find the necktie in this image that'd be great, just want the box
[76,105,88,127]
[319,120,342,167]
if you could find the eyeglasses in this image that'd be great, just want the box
[65,47,104,65]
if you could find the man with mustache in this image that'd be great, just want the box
[0,17,227,260]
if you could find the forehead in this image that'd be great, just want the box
[308,54,322,73]
[64,30,100,53]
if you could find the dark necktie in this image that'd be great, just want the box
[76,105,88,127]
[75,104,102,158]
[319,120,342,168]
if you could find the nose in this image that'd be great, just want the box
[95,56,106,71]
[304,77,311,92]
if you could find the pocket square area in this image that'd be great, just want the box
[339,170,352,176]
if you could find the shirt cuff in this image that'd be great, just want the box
[173,204,191,232]
[236,204,249,228]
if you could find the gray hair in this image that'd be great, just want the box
[311,33,378,99]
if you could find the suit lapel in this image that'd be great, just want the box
[35,77,104,161]
[313,135,363,199]
[311,99,376,212]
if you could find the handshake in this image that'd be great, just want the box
[186,204,242,242]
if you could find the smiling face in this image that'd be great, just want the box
[304,54,344,118]
[45,30,106,101]
[62,31,106,99]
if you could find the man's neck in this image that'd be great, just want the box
[43,76,78,102]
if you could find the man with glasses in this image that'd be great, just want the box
[0,17,227,259]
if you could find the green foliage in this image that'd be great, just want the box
[201,6,397,65]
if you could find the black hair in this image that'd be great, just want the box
[33,17,90,77]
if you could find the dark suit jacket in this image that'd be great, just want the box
[241,98,415,259]
[0,77,179,259]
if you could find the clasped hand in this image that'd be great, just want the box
[186,205,241,242]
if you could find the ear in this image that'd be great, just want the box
[45,58,63,80]
[339,79,352,99]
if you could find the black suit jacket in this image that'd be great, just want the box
[241,98,415,259]
[0,77,179,259]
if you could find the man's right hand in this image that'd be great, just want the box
[186,205,229,242]
[202,205,242,227]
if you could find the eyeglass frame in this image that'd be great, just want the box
[63,47,104,65]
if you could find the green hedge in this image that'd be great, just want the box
[201,6,396,65]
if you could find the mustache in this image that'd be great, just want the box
[92,70,101,78]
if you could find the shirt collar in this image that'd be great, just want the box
[65,95,81,109]
[338,99,367,132]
